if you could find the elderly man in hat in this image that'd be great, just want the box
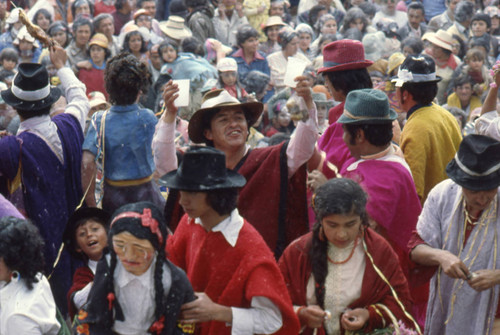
[409,134,500,335]
[161,145,300,334]
[0,45,89,314]
[393,54,462,204]
[155,77,318,257]
[333,88,425,326]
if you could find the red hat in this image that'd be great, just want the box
[317,40,374,74]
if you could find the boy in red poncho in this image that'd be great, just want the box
[161,145,300,335]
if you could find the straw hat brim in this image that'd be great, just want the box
[159,22,192,40]
[426,34,453,52]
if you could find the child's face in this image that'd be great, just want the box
[161,45,177,63]
[2,59,16,71]
[472,20,488,37]
[317,104,328,123]
[112,231,155,276]
[403,45,415,57]
[75,220,108,261]
[90,45,106,64]
[220,71,237,86]
[277,109,291,128]
[19,40,33,52]
[266,25,281,42]
[467,57,483,72]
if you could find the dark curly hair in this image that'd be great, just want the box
[105,52,151,105]
[0,217,45,290]
[310,178,368,308]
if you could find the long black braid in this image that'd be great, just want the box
[309,178,369,309]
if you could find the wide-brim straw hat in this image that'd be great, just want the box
[159,15,192,40]
[446,135,500,191]
[425,30,454,52]
[188,89,263,144]
[159,146,246,191]
[318,39,373,73]
[337,88,397,124]
[264,15,286,28]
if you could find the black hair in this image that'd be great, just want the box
[115,0,128,10]
[236,24,259,47]
[407,2,425,16]
[343,122,393,147]
[17,105,52,119]
[48,21,71,48]
[107,202,168,332]
[0,217,45,290]
[324,68,372,97]
[72,16,93,35]
[341,7,369,34]
[401,36,423,55]
[122,30,148,54]
[454,1,474,24]
[105,52,151,105]
[241,70,270,98]
[205,188,239,215]
[0,48,18,63]
[137,0,156,9]
[71,0,94,18]
[86,43,112,60]
[471,13,491,28]
[93,13,114,32]
[308,5,327,29]
[277,27,298,48]
[181,36,205,57]
[358,2,376,18]
[454,73,473,88]
[33,8,53,30]
[316,33,337,56]
[400,82,438,105]
[310,178,368,308]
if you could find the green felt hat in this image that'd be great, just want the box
[337,88,397,124]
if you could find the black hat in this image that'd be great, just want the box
[1,63,61,110]
[392,54,441,87]
[63,207,111,258]
[159,146,246,191]
[446,135,500,191]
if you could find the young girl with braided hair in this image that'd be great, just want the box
[279,178,419,335]
[74,201,196,335]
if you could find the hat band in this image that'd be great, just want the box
[454,154,500,177]
[11,82,51,101]
[343,109,391,120]
[323,60,367,68]
[393,69,437,87]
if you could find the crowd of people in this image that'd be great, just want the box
[0,0,500,334]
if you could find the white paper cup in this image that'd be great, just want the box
[283,57,308,88]
[172,79,190,107]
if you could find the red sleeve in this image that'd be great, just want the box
[407,230,426,251]
[67,266,94,320]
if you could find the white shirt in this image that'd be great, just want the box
[0,274,60,335]
[193,209,283,335]
[16,67,89,163]
[475,111,500,141]
[72,259,99,311]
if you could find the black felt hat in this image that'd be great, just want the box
[392,54,442,87]
[1,63,61,110]
[159,146,246,191]
[446,135,500,191]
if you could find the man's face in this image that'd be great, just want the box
[270,2,284,17]
[149,51,161,69]
[455,83,472,104]
[408,8,424,29]
[382,0,396,15]
[141,0,156,17]
[98,17,115,37]
[204,107,249,150]
[448,0,460,13]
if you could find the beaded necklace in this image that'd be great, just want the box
[327,234,360,265]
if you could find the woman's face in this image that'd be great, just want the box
[52,30,68,47]
[75,2,90,16]
[322,19,337,35]
[321,212,362,248]
[161,45,177,63]
[90,44,106,64]
[267,25,281,42]
[0,258,11,282]
[35,13,51,31]
[75,24,91,47]
[349,18,364,31]
[128,34,143,53]
[241,36,259,54]
[298,32,312,51]
[463,187,498,214]
[283,35,299,57]
[112,231,156,276]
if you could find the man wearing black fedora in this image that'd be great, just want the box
[155,78,318,257]
[0,44,89,315]
[161,145,300,334]
[393,54,462,204]
[409,134,500,335]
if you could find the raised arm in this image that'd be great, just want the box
[152,81,180,176]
